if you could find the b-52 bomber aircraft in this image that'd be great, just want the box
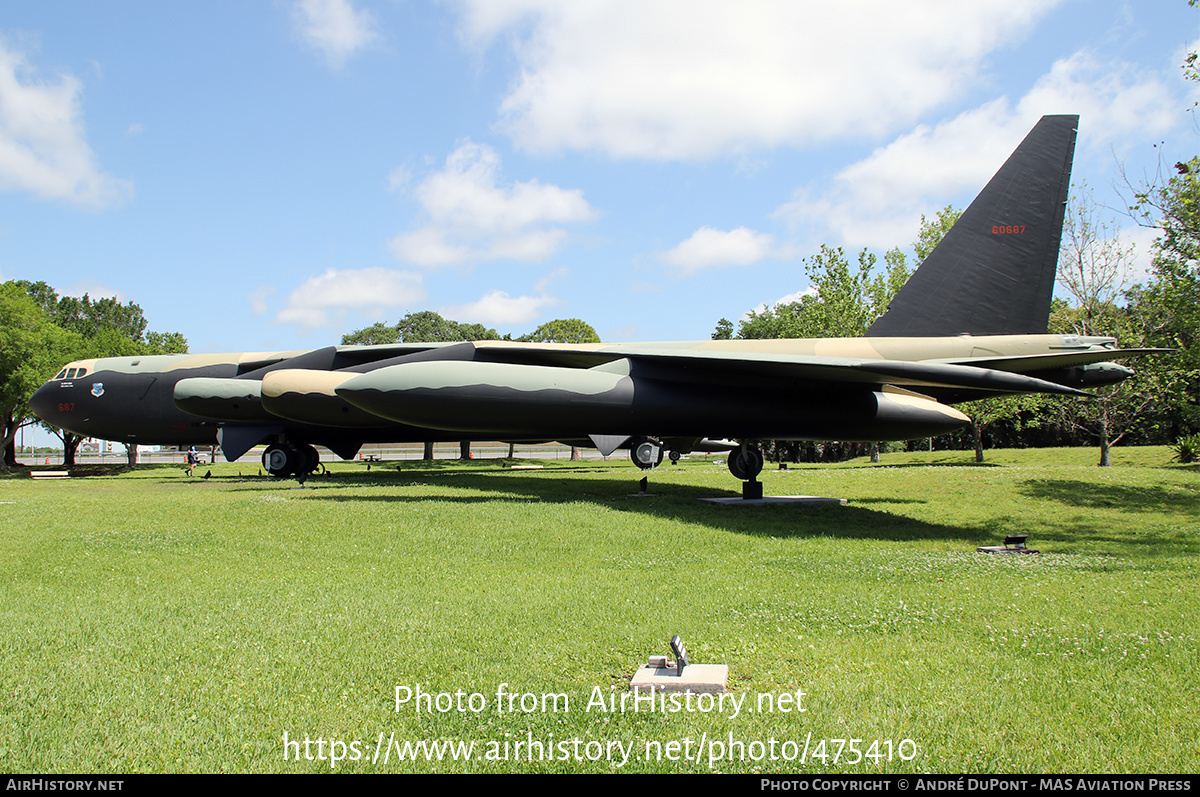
[31,115,1150,485]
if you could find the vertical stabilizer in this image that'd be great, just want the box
[867,115,1078,337]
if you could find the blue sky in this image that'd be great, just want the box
[1,1,1197,354]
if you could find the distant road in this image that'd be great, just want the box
[16,442,616,467]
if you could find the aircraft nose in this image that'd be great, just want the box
[29,380,61,425]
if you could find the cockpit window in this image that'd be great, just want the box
[52,364,89,380]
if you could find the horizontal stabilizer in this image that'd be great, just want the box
[854,360,1090,397]
[939,348,1169,372]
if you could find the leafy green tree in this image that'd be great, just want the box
[145,331,190,355]
[55,295,149,341]
[518,318,600,344]
[1129,157,1200,440]
[0,285,82,469]
[1116,23,1200,442]
[340,321,399,345]
[711,318,733,340]
[1038,186,1144,465]
[6,281,188,466]
[736,245,911,340]
[912,205,963,262]
[341,311,503,345]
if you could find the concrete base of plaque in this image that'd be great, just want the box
[977,534,1039,555]
[977,545,1040,554]
[631,663,729,694]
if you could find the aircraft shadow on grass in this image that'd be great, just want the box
[199,466,1168,550]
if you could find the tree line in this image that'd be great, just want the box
[0,281,188,468]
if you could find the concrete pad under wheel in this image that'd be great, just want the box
[700,495,848,506]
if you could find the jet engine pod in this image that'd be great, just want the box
[867,390,970,440]
[336,360,636,434]
[174,378,272,422]
[1045,361,1135,388]
[260,369,385,427]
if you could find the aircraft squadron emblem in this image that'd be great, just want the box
[91,382,104,398]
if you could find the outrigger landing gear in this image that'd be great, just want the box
[262,441,321,483]
[627,436,665,496]
[629,437,664,470]
[727,443,764,500]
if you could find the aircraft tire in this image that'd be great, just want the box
[630,437,664,469]
[301,444,321,476]
[263,443,298,478]
[728,446,764,481]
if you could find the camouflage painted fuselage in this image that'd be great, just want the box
[29,333,1133,458]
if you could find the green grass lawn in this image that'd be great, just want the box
[1,447,1196,773]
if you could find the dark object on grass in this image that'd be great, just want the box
[670,635,689,676]
[978,534,1039,555]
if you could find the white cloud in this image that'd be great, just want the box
[276,267,425,330]
[247,285,275,316]
[0,37,132,209]
[388,139,595,267]
[773,52,1182,252]
[660,226,775,275]
[1123,223,1163,287]
[292,0,380,68]
[1018,50,1178,145]
[439,288,559,326]
[456,0,1061,159]
[386,165,411,192]
[534,266,568,293]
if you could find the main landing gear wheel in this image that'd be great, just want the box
[262,442,321,480]
[629,437,665,470]
[263,443,299,478]
[300,444,320,476]
[727,446,764,481]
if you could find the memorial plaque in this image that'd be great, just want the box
[670,634,689,676]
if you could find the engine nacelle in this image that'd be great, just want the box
[174,378,271,422]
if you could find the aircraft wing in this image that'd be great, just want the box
[375,341,1093,397]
